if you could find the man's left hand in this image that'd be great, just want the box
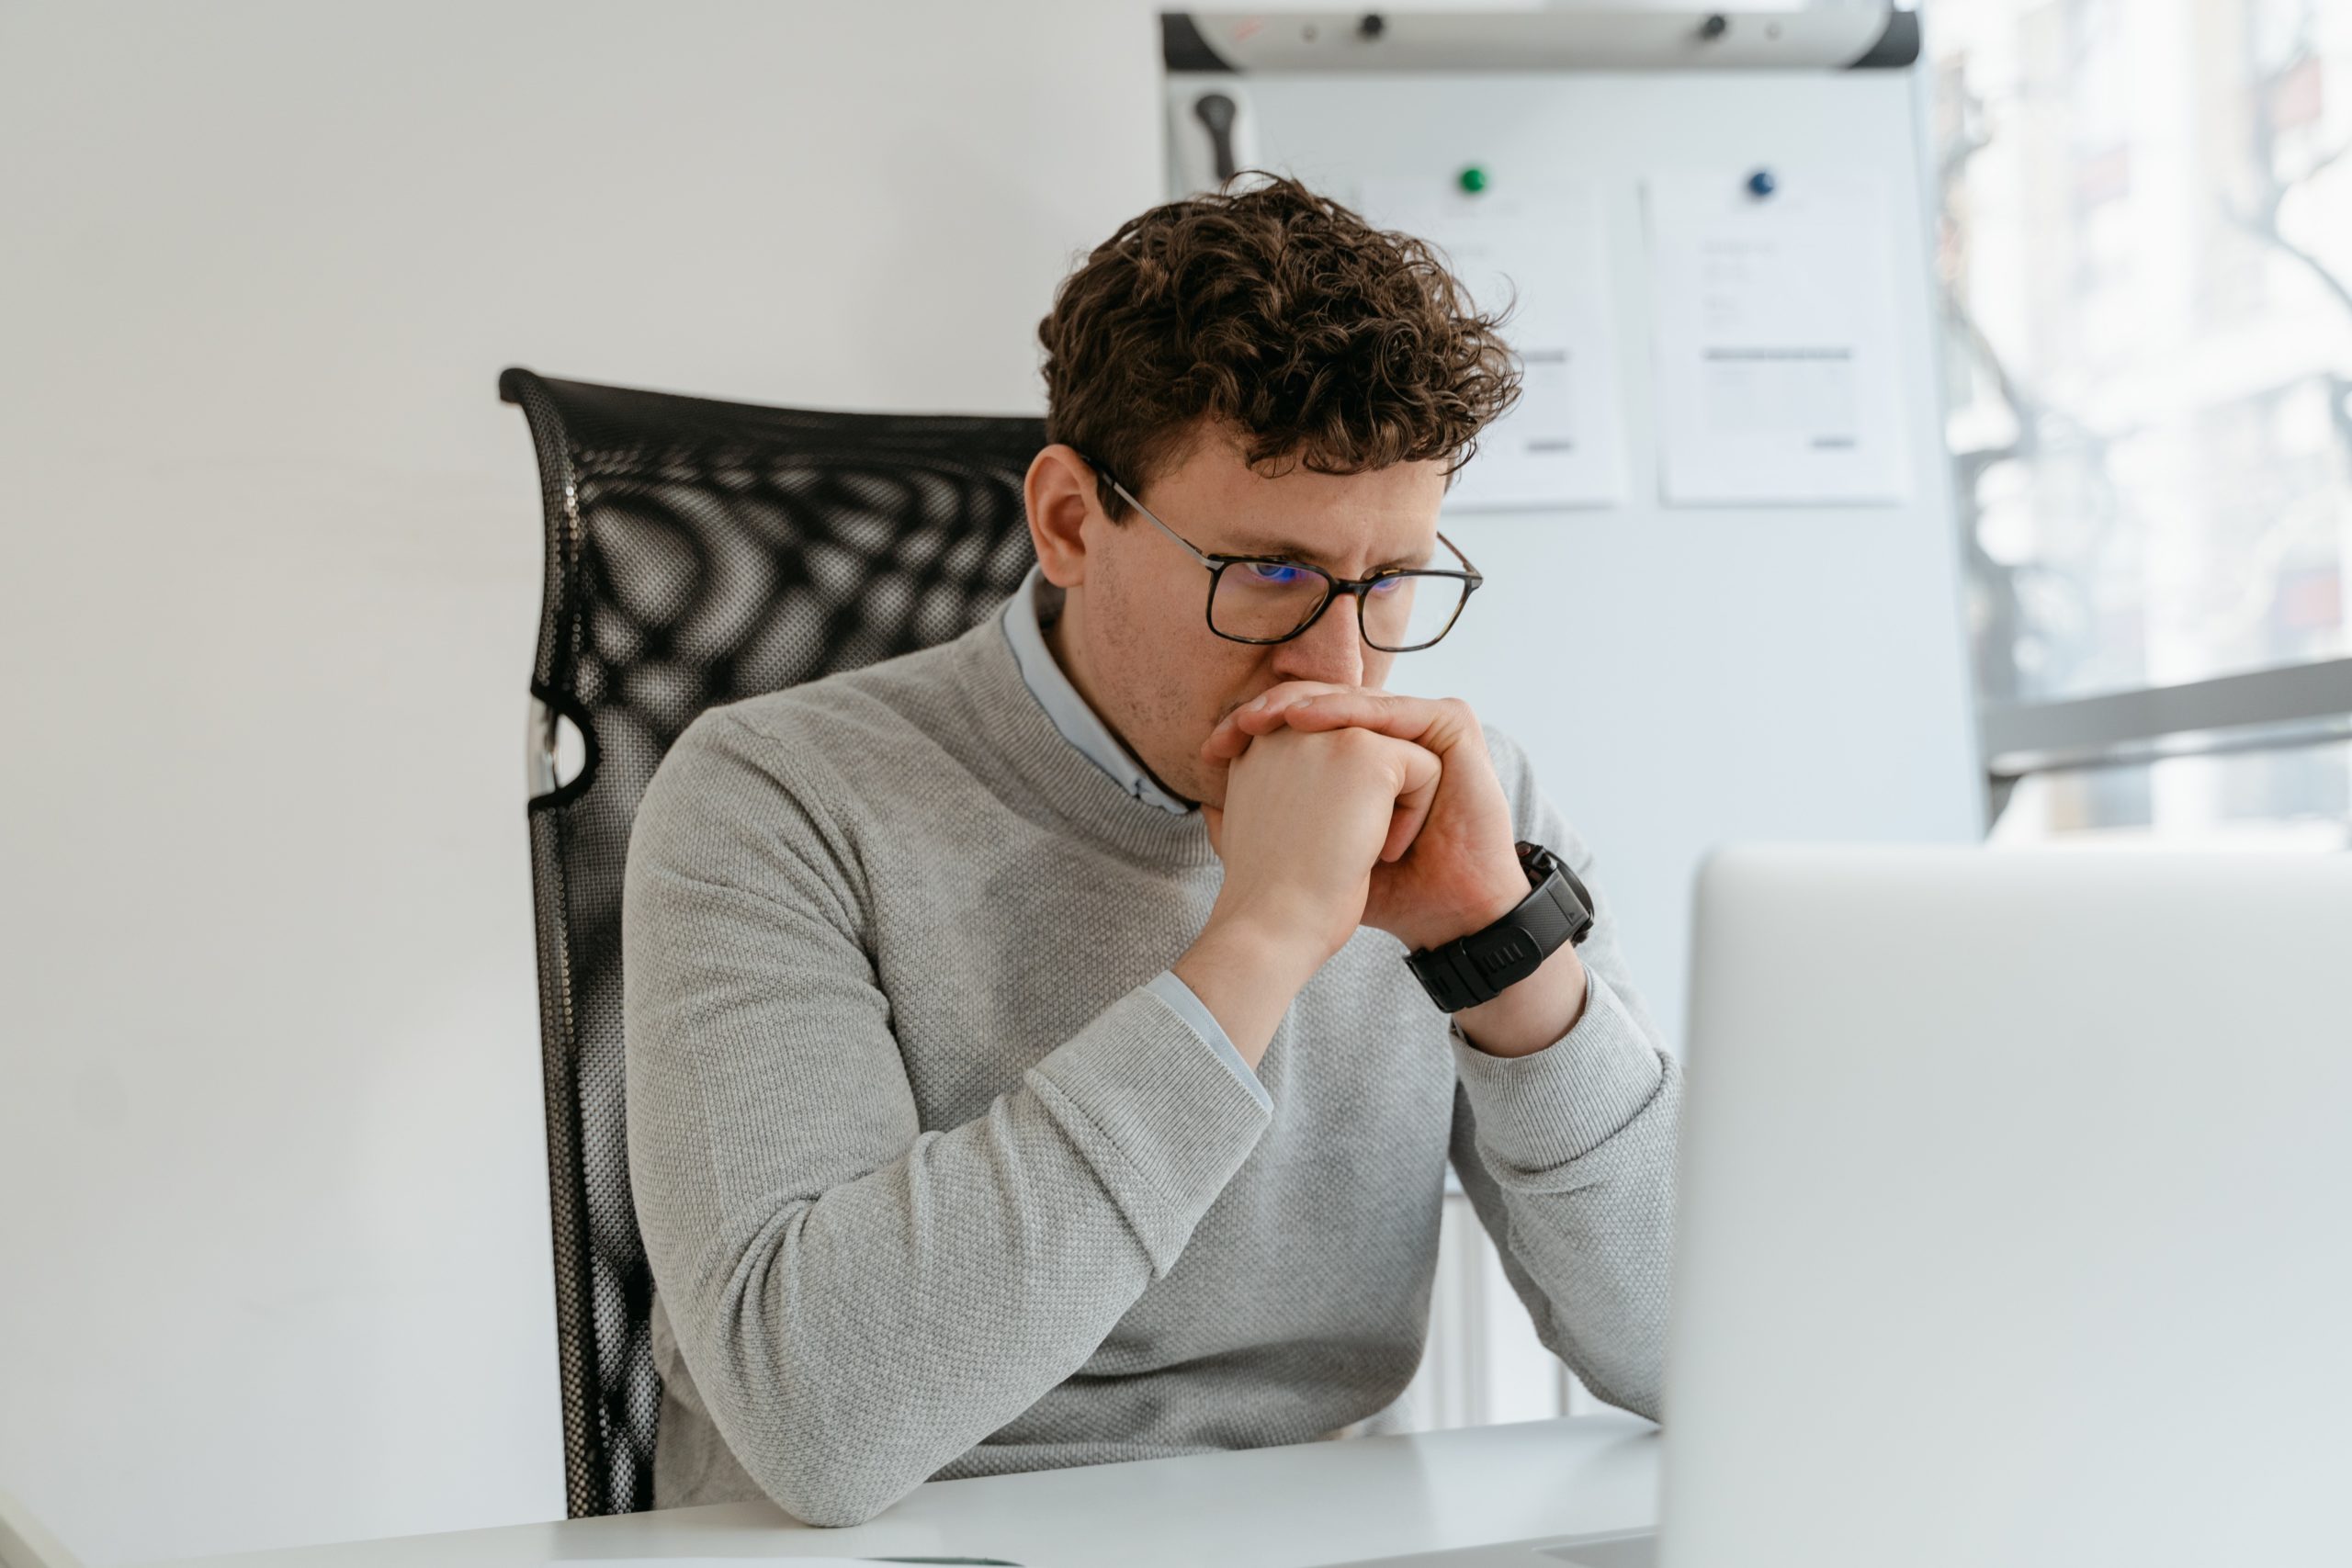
[1203,684,1522,950]
[1200,682,1589,1055]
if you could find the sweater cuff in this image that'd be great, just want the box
[1026,984,1272,1241]
[1449,967,1666,1179]
[1144,969,1273,1114]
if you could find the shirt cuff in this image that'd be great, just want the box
[1144,969,1272,1114]
[1448,967,1666,1178]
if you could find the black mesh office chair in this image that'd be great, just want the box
[500,367,1043,1517]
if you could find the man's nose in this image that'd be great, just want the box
[1269,592,1366,687]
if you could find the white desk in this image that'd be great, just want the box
[153,1416,1660,1568]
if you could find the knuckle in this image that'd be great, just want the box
[1329,728,1396,768]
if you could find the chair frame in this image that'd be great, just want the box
[499,366,1045,1516]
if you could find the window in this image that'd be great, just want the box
[1932,0,2352,845]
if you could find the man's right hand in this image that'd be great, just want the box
[1171,724,1441,1066]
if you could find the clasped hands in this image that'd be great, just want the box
[1193,683,1589,1055]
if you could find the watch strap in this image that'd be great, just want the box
[1404,841,1595,1013]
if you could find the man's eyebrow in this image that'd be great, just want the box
[1212,534,1437,572]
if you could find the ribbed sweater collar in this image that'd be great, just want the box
[947,607,1220,873]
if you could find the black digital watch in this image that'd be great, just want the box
[1404,840,1595,1013]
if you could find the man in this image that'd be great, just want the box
[622,175,1679,1528]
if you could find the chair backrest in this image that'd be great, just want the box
[499,368,1043,1517]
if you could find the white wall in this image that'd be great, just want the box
[0,4,1162,1561]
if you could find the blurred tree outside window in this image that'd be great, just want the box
[1930,0,2352,845]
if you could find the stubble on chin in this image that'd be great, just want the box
[1091,604,1213,805]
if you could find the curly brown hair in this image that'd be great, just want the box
[1037,173,1521,521]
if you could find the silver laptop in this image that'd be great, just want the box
[1345,847,2352,1568]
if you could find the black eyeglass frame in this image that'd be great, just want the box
[1081,458,1485,653]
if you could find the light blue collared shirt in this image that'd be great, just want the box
[1000,567,1195,815]
[1000,568,1272,1111]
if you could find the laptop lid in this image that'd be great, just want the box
[1661,847,2352,1568]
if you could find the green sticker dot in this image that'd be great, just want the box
[1458,166,1487,194]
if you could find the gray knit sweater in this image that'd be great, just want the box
[621,607,1680,1527]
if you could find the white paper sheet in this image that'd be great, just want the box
[1645,171,1911,504]
[1358,177,1628,511]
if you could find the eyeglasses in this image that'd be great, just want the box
[1082,459,1483,653]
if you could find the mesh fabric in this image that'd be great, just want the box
[500,367,1043,1516]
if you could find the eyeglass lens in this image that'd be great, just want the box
[1210,562,1469,650]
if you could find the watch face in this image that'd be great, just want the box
[1558,866,1596,944]
[1519,841,1596,945]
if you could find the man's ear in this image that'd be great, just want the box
[1023,445,1098,590]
